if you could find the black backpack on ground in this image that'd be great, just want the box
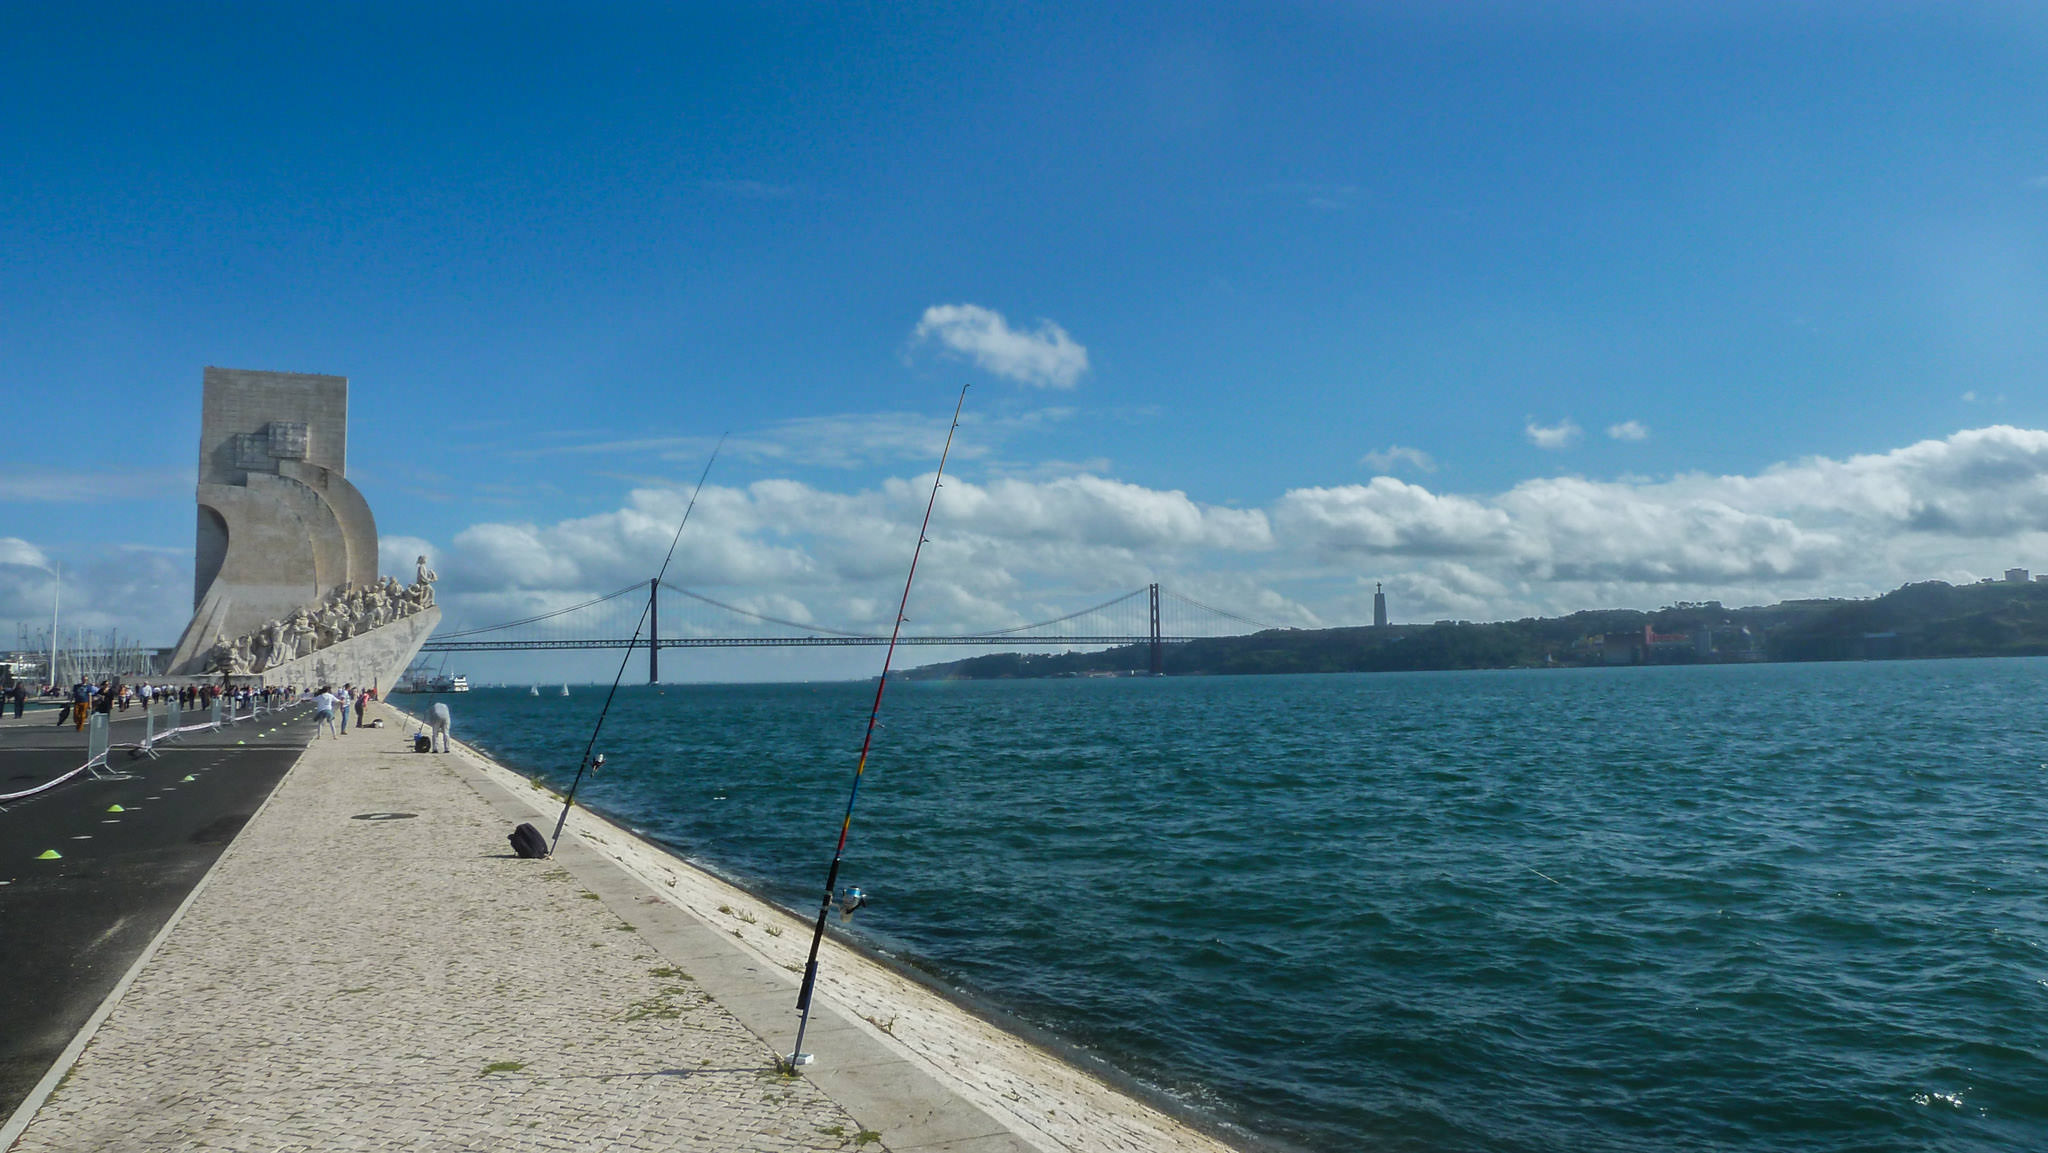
[508,822,549,859]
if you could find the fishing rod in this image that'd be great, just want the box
[551,437,725,854]
[785,384,967,1072]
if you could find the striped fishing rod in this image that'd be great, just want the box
[551,436,724,854]
[785,384,967,1072]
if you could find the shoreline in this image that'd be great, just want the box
[385,703,1268,1153]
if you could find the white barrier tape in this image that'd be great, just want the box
[0,764,91,804]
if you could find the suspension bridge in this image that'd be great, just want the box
[418,582,1279,679]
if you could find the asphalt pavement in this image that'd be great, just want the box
[0,702,316,1116]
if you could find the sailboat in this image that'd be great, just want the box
[560,684,570,697]
[528,685,540,697]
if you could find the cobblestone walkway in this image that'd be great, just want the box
[8,706,871,1152]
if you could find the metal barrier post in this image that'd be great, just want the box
[135,703,162,759]
[82,713,133,780]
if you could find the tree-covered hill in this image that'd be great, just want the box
[899,578,2048,679]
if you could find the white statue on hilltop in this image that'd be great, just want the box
[414,555,438,608]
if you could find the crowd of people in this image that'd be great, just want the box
[0,678,315,726]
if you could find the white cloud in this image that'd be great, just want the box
[1277,479,1514,559]
[1275,426,2048,622]
[1525,418,1582,449]
[426,470,1276,644]
[1359,445,1438,474]
[0,537,53,570]
[1606,420,1650,441]
[418,425,2048,648]
[912,304,1089,389]
[0,540,189,649]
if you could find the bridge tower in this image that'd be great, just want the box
[648,577,659,683]
[1149,583,1163,676]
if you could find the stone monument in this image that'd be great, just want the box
[167,367,438,689]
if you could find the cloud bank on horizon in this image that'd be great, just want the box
[8,423,2048,671]
[365,424,2048,645]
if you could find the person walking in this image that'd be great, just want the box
[353,687,368,729]
[312,686,339,738]
[71,679,92,731]
[337,683,351,734]
[12,682,26,718]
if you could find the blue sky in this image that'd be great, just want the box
[6,3,2048,680]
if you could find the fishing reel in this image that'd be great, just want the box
[836,887,868,922]
[590,753,605,773]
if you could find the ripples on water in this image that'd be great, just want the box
[450,660,2048,1152]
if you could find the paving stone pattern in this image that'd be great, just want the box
[10,706,871,1152]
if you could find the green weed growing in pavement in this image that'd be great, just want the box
[817,1125,846,1138]
[649,965,690,980]
[579,891,600,900]
[619,986,693,1021]
[481,1060,524,1076]
[855,1131,882,1147]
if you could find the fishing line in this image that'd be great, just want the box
[550,436,725,853]
[785,385,967,1072]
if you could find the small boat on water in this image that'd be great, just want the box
[429,674,469,693]
[560,684,570,697]
[528,685,540,697]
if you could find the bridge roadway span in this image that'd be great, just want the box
[1,699,1243,1153]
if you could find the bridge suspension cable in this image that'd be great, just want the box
[431,582,647,639]
[1161,589,1288,632]
[956,587,1151,637]
[658,581,887,638]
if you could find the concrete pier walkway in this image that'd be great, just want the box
[2,702,1242,1153]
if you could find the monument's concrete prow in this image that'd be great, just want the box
[259,606,440,693]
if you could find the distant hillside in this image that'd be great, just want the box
[899,578,2048,680]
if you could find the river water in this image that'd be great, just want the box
[440,659,2048,1152]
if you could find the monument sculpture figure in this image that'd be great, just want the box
[167,367,439,689]
[415,556,438,607]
